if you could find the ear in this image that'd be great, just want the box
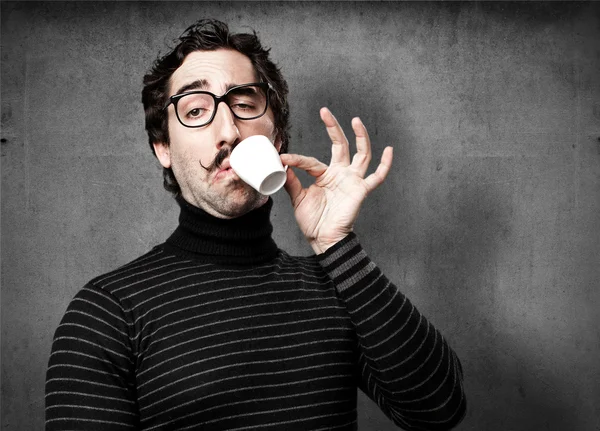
[274,134,283,154]
[153,142,171,168]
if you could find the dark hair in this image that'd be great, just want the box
[141,19,290,195]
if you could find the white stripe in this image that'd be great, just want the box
[391,345,453,405]
[358,335,447,403]
[217,409,355,431]
[390,328,439,383]
[46,403,136,416]
[130,270,329,313]
[46,377,124,390]
[108,258,199,289]
[376,313,424,373]
[326,248,367,280]
[380,337,446,385]
[361,296,416,344]
[47,363,123,378]
[318,235,359,267]
[358,352,368,380]
[46,390,135,404]
[390,364,455,413]
[53,336,131,362]
[139,349,353,397]
[94,253,174,286]
[390,382,465,425]
[143,373,353,424]
[189,398,351,427]
[391,343,451,399]
[45,416,133,427]
[119,263,213,297]
[344,271,384,304]
[93,248,165,284]
[145,385,352,428]
[93,250,168,284]
[68,300,127,327]
[279,254,325,274]
[336,261,377,292]
[132,276,330,329]
[138,292,341,344]
[139,361,352,411]
[373,321,431,377]
[58,322,130,351]
[83,286,122,311]
[374,319,430,363]
[142,308,349,356]
[385,409,414,431]
[313,418,358,431]
[138,326,350,378]
[372,330,439,386]
[141,314,350,362]
[351,280,389,314]
[50,349,130,374]
[137,292,339,338]
[370,314,423,366]
[356,285,401,327]
[120,260,326,302]
[362,294,409,343]
[140,340,353,389]
[199,386,350,415]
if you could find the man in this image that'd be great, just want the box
[45,19,466,430]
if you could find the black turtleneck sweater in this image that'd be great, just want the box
[45,197,466,430]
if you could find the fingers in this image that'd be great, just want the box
[364,146,394,193]
[283,165,304,208]
[321,108,373,177]
[280,153,328,178]
[281,153,328,208]
[289,109,392,195]
[350,117,372,177]
[320,107,350,166]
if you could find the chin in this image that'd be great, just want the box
[215,188,268,219]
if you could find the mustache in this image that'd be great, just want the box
[199,147,231,172]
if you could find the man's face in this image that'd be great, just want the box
[154,49,281,218]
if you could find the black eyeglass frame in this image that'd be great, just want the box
[164,82,273,128]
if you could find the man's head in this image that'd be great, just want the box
[141,19,290,217]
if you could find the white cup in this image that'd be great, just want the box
[230,135,287,195]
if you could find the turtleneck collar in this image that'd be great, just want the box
[164,195,279,265]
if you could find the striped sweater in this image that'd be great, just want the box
[45,197,466,430]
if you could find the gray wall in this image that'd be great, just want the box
[2,1,599,430]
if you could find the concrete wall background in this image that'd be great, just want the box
[2,1,599,430]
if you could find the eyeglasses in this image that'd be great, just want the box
[164,82,272,128]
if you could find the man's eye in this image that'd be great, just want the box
[187,108,206,117]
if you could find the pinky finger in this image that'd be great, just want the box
[364,146,394,193]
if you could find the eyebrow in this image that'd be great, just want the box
[173,79,209,96]
[173,80,255,97]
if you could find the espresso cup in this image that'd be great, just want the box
[229,135,287,195]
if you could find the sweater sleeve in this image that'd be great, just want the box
[45,283,139,430]
[317,233,467,431]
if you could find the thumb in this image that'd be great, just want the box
[283,166,305,208]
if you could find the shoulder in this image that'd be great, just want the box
[85,244,184,304]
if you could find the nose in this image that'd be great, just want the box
[212,100,241,150]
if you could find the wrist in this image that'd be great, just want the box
[309,231,353,255]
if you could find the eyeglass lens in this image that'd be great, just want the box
[176,85,267,127]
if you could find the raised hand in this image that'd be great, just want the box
[280,107,393,254]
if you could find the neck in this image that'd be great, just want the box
[165,195,279,265]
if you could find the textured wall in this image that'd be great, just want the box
[2,2,599,430]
